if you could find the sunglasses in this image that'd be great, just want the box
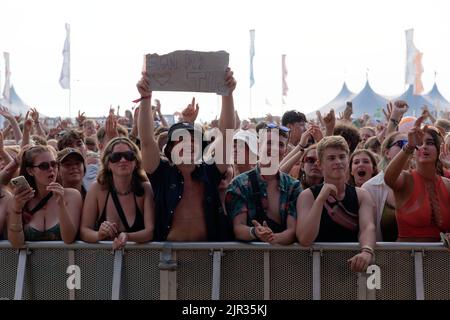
[265,123,290,133]
[304,156,317,164]
[32,161,58,171]
[389,139,408,149]
[109,151,136,163]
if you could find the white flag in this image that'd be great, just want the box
[282,54,288,99]
[405,28,424,94]
[3,52,11,102]
[59,23,70,89]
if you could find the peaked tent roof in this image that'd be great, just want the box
[0,86,30,116]
[395,84,433,117]
[424,82,450,114]
[348,80,388,119]
[307,82,355,119]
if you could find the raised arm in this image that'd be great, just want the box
[384,117,423,191]
[154,99,168,128]
[217,68,237,174]
[0,106,23,143]
[29,108,45,137]
[21,113,32,148]
[137,72,160,174]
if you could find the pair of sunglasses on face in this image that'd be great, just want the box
[304,156,318,164]
[389,139,408,149]
[109,150,136,163]
[265,123,290,133]
[32,161,58,171]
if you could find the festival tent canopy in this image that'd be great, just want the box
[307,82,355,119]
[395,84,433,117]
[423,82,450,115]
[347,80,388,119]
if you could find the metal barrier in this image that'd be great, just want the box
[0,241,448,300]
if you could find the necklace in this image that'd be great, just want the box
[113,187,132,196]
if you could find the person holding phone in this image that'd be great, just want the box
[7,145,82,248]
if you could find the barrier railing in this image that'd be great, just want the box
[0,241,448,300]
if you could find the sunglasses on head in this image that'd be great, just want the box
[109,150,136,163]
[265,123,290,133]
[389,139,408,149]
[32,161,58,171]
[304,156,317,164]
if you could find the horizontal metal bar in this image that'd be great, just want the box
[0,241,446,251]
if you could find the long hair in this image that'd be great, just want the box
[298,144,323,189]
[19,145,56,191]
[378,132,404,171]
[422,126,444,176]
[348,149,379,186]
[97,137,147,196]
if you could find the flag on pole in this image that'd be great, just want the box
[249,29,255,88]
[59,23,71,89]
[282,54,288,104]
[2,52,11,102]
[405,29,424,95]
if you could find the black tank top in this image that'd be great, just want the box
[309,183,360,242]
[95,190,145,233]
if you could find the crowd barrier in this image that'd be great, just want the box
[0,241,448,300]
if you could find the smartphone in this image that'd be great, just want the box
[346,101,353,109]
[10,176,31,190]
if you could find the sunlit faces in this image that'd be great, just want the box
[360,128,375,143]
[27,151,58,186]
[416,133,438,164]
[258,130,288,162]
[302,149,322,179]
[318,148,349,180]
[386,133,408,161]
[288,121,307,145]
[59,155,84,184]
[107,143,136,175]
[351,153,374,187]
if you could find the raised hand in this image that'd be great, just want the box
[29,108,40,123]
[136,71,152,98]
[0,106,14,120]
[76,111,86,125]
[440,143,450,169]
[407,116,425,148]
[154,99,161,113]
[181,97,200,123]
[224,67,237,94]
[323,109,336,135]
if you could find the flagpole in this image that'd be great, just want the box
[249,87,252,118]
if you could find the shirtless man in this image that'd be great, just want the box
[137,68,236,241]
[225,124,301,244]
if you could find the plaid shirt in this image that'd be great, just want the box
[225,166,302,226]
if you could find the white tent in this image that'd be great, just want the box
[347,80,388,119]
[424,82,450,116]
[307,82,355,119]
[395,84,432,117]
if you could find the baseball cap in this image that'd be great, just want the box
[57,148,85,164]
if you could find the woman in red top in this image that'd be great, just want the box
[384,116,450,242]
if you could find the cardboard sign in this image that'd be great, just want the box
[145,50,229,95]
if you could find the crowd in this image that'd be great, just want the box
[0,67,450,273]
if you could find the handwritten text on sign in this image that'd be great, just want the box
[146,50,229,95]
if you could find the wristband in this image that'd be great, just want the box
[402,143,416,155]
[389,118,400,126]
[132,95,152,103]
[249,227,258,240]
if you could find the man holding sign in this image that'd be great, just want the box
[137,57,236,242]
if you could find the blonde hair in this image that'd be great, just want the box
[317,136,349,161]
